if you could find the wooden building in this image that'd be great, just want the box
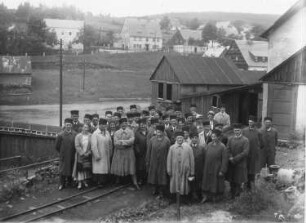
[149,55,264,115]
[260,0,306,139]
[224,40,268,71]
[0,56,32,95]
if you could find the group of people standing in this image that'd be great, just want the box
[55,103,278,203]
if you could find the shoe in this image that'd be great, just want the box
[58,185,64,191]
[77,182,82,190]
[200,195,208,204]
[84,182,89,188]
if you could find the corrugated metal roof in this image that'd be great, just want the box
[235,40,268,68]
[0,56,32,74]
[151,55,264,85]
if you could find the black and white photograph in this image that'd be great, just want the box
[0,0,305,222]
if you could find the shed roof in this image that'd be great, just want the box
[150,55,265,85]
[260,46,306,83]
[261,0,306,38]
[0,56,31,74]
[235,40,268,68]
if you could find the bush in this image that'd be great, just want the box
[229,177,291,218]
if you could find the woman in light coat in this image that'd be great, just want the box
[72,124,92,189]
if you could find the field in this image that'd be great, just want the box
[0,52,168,105]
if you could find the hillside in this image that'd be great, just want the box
[0,52,169,105]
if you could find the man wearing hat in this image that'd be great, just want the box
[146,124,170,198]
[113,112,122,130]
[226,123,249,199]
[134,118,148,185]
[111,118,140,190]
[207,111,217,130]
[167,131,195,199]
[91,118,113,187]
[130,104,137,113]
[147,117,159,141]
[214,123,228,145]
[141,110,149,119]
[189,132,205,201]
[105,111,113,124]
[165,106,174,115]
[242,116,263,190]
[83,114,92,126]
[189,104,202,119]
[162,114,171,130]
[185,113,198,134]
[55,118,77,190]
[90,114,99,133]
[182,126,191,145]
[214,105,231,129]
[132,112,141,132]
[71,110,83,133]
[148,105,156,118]
[259,117,278,169]
[116,106,124,117]
[166,115,179,144]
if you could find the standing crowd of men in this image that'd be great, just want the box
[55,103,278,203]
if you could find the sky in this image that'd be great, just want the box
[1,0,299,17]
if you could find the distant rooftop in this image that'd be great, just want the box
[123,18,162,38]
[180,29,202,41]
[44,18,84,29]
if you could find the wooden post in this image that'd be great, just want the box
[59,39,63,127]
[176,192,181,221]
[83,57,85,91]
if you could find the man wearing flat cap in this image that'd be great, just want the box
[167,131,195,198]
[259,117,278,169]
[55,118,77,190]
[130,104,137,113]
[226,123,249,199]
[146,124,170,198]
[116,106,124,117]
[91,118,113,186]
[242,115,263,190]
[71,110,83,133]
[105,111,113,124]
[134,118,148,185]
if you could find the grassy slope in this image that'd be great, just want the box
[0,52,167,105]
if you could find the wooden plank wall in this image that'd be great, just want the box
[224,41,248,70]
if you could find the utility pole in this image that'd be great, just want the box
[82,57,85,91]
[59,39,63,127]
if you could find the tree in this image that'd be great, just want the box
[0,3,15,54]
[75,24,99,52]
[160,16,171,30]
[187,18,200,30]
[202,22,218,45]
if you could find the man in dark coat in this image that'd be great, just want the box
[259,117,278,169]
[242,116,263,190]
[71,110,83,133]
[226,123,249,198]
[146,124,170,198]
[189,132,206,201]
[165,115,179,144]
[214,123,228,145]
[55,118,77,190]
[90,113,99,133]
[134,118,148,185]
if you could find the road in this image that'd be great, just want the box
[0,100,150,126]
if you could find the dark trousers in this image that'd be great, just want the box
[59,175,73,186]
[247,174,255,190]
[190,179,201,200]
[260,149,275,168]
[230,182,242,198]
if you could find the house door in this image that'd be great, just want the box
[145,44,149,51]
[238,93,258,125]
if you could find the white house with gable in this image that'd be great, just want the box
[44,19,84,52]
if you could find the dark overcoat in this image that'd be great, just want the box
[134,129,148,172]
[146,135,170,185]
[202,141,228,193]
[242,127,262,174]
[55,130,76,176]
[226,135,249,184]
[190,143,205,187]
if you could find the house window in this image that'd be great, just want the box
[69,32,72,36]
[158,83,163,99]
[166,84,172,101]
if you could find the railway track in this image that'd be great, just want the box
[0,184,129,222]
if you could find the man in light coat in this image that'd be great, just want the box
[91,118,113,186]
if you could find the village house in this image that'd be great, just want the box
[225,40,268,71]
[44,18,84,52]
[169,29,205,54]
[149,55,264,120]
[260,0,306,139]
[119,18,162,51]
[0,56,32,94]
